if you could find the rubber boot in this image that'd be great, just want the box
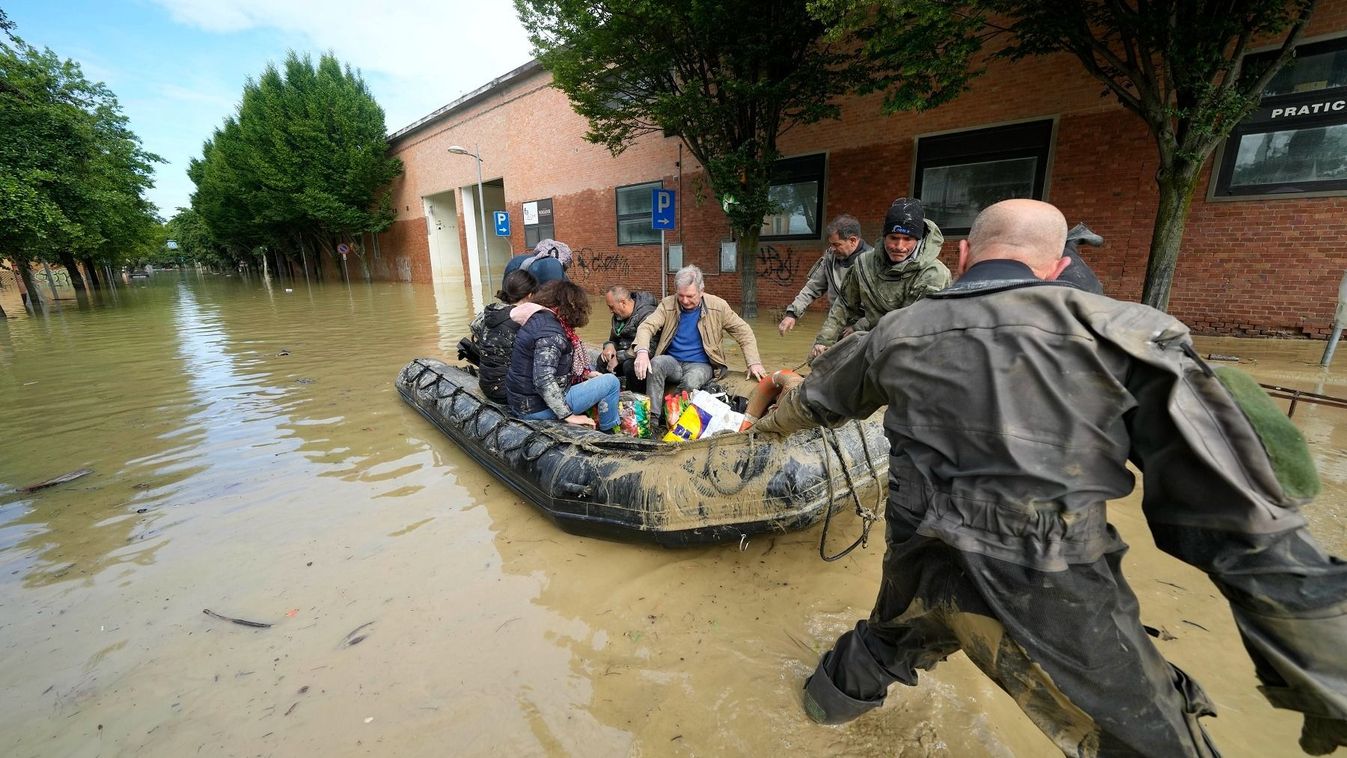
[802,651,884,725]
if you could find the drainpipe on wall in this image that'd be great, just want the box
[1320,270,1347,367]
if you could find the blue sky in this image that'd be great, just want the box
[5,0,535,218]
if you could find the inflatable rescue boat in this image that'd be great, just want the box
[396,358,889,546]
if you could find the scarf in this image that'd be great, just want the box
[555,310,589,385]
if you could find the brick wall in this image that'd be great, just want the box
[379,4,1347,335]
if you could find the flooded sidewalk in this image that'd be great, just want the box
[1,275,1343,756]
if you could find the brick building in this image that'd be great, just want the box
[373,7,1347,337]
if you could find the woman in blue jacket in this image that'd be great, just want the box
[505,280,619,431]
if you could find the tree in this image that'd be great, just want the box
[188,52,402,280]
[985,0,1318,310]
[518,1,982,316]
[516,1,845,316]
[0,33,161,303]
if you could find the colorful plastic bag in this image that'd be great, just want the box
[588,391,652,438]
[663,403,712,442]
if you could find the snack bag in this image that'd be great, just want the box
[618,391,651,439]
[663,389,692,425]
[663,403,711,442]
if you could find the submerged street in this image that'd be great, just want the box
[1,273,1344,756]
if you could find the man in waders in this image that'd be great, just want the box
[755,199,1347,755]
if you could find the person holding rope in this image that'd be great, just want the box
[754,198,1347,755]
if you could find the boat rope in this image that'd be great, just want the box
[816,422,879,562]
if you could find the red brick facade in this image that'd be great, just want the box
[380,6,1347,337]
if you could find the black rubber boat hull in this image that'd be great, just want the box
[397,358,888,546]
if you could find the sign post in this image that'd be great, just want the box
[651,188,676,300]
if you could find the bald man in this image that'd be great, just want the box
[756,199,1347,755]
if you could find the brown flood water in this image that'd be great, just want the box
[0,272,1343,757]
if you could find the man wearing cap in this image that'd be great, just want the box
[754,198,1347,755]
[503,238,573,285]
[810,198,950,359]
[777,215,872,336]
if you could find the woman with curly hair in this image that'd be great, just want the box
[505,279,619,431]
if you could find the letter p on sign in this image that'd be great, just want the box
[652,188,676,230]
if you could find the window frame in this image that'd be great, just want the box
[760,153,828,242]
[1208,34,1347,201]
[522,198,554,249]
[912,118,1057,237]
[614,180,664,246]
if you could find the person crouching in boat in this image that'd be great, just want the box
[506,279,620,431]
[470,269,539,404]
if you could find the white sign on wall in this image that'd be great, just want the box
[522,201,539,225]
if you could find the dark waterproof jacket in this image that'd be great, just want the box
[763,259,1347,730]
[815,219,949,345]
[505,310,573,418]
[470,303,519,404]
[606,290,657,358]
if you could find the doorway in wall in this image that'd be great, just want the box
[423,190,463,283]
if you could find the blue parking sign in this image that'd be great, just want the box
[493,210,510,236]
[651,188,675,230]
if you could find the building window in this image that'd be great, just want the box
[761,153,826,240]
[615,181,663,245]
[1212,37,1347,198]
[914,120,1055,235]
[522,198,554,248]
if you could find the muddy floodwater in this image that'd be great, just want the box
[1,273,1344,757]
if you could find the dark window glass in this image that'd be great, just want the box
[616,182,662,245]
[523,198,554,248]
[913,120,1054,235]
[761,154,826,240]
[1213,37,1347,198]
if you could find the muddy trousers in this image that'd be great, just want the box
[645,357,712,423]
[809,524,1220,757]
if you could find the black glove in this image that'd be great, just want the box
[1301,715,1347,755]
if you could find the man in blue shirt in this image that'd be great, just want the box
[633,265,766,425]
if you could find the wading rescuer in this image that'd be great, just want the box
[754,199,1347,755]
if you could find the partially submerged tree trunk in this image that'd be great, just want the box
[82,257,102,290]
[17,260,42,312]
[56,251,86,293]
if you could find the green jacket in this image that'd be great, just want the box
[814,219,949,346]
[634,292,762,371]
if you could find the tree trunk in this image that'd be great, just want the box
[82,257,102,290]
[57,251,87,292]
[1140,162,1202,312]
[17,260,42,312]
[737,227,761,319]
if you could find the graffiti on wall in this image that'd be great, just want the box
[571,247,632,279]
[756,245,802,286]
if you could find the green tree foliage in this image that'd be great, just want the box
[985,0,1317,311]
[188,52,403,278]
[0,33,161,300]
[518,0,982,316]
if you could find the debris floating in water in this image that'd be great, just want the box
[19,468,93,493]
[202,608,272,628]
[1206,354,1241,362]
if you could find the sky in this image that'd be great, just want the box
[4,0,536,218]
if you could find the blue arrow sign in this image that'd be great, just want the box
[651,188,675,230]
[493,210,510,237]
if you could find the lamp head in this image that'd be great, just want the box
[447,145,472,156]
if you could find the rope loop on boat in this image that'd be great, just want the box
[817,424,879,563]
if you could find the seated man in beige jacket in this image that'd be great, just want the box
[634,265,766,425]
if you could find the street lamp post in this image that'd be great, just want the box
[448,145,493,291]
